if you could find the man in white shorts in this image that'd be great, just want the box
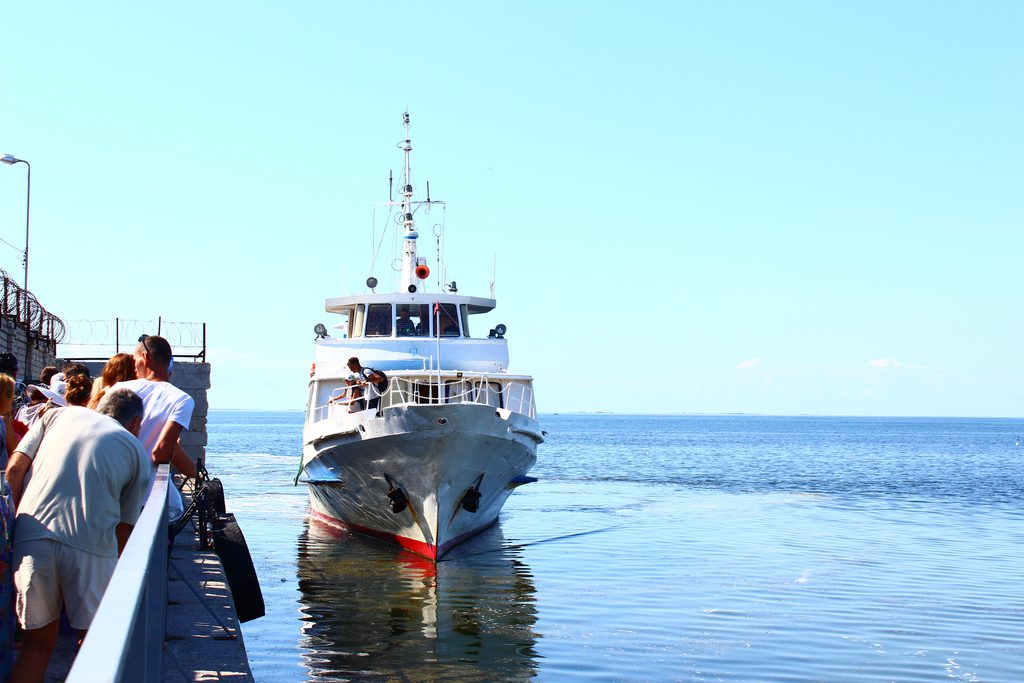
[5,389,151,682]
[111,334,196,520]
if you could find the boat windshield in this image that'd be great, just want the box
[433,303,460,338]
[366,304,392,337]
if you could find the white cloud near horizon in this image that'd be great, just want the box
[868,358,933,370]
[737,357,764,370]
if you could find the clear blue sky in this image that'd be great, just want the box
[2,2,1021,416]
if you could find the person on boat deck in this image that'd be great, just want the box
[110,335,197,521]
[396,308,416,337]
[330,375,366,413]
[6,389,151,683]
[347,357,385,411]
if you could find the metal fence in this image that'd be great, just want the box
[66,465,169,682]
[0,267,65,344]
[59,317,206,361]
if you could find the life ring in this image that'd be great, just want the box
[415,264,430,279]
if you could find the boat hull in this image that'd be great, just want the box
[302,403,539,560]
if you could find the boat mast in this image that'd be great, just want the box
[392,112,443,294]
[398,112,418,293]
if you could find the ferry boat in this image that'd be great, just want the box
[299,113,543,560]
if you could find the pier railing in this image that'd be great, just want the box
[314,376,536,421]
[66,465,169,682]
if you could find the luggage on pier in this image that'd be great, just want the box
[210,512,265,623]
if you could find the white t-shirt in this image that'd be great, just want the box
[111,378,195,519]
[14,407,151,558]
[110,379,194,453]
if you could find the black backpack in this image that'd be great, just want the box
[364,367,388,393]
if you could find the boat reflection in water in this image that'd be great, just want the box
[296,518,539,681]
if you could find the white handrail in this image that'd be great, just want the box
[311,376,537,422]
[67,465,170,683]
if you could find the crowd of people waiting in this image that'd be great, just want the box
[0,335,195,682]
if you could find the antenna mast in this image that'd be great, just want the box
[388,111,444,294]
[398,112,418,292]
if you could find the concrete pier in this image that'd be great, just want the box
[162,520,254,682]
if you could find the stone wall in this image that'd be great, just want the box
[0,314,57,381]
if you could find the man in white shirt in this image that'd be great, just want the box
[6,390,151,682]
[111,334,197,519]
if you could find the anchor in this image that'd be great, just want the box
[460,473,485,513]
[383,473,408,514]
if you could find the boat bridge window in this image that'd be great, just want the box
[460,305,471,338]
[396,304,428,337]
[433,303,460,338]
[351,305,364,338]
[366,304,392,337]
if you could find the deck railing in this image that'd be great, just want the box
[66,465,169,682]
[312,376,536,422]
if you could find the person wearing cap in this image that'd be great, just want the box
[328,374,366,413]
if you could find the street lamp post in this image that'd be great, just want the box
[2,154,32,380]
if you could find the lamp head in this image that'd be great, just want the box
[1,154,18,165]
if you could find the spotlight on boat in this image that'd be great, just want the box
[407,284,417,293]
[448,280,458,293]
[366,276,378,290]
[313,323,328,339]
[495,324,507,339]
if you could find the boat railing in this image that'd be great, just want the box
[381,376,537,419]
[311,376,536,422]
[66,465,170,682]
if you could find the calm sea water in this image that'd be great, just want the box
[206,412,1024,682]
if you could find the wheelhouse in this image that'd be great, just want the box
[325,294,498,340]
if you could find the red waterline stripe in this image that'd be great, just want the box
[309,509,439,560]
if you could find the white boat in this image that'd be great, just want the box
[299,113,543,560]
